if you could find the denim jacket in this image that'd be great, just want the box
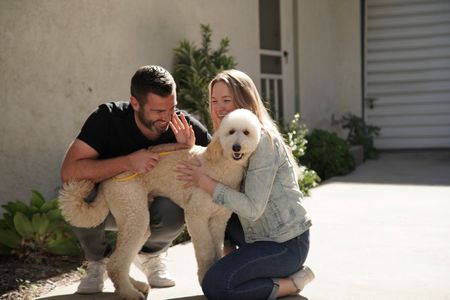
[213,130,312,243]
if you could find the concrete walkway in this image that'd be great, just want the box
[38,150,450,300]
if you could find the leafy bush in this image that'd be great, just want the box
[341,113,380,160]
[282,113,321,195]
[173,24,237,130]
[0,190,81,260]
[300,129,355,180]
[283,113,308,159]
[298,168,321,196]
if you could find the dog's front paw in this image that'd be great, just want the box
[131,278,149,295]
[118,288,145,300]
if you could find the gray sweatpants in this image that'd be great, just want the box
[71,195,185,261]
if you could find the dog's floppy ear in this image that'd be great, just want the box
[204,134,223,161]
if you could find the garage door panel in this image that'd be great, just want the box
[369,102,450,116]
[370,0,448,4]
[368,1,450,17]
[368,69,450,83]
[365,0,450,149]
[368,23,450,40]
[368,81,450,96]
[367,12,450,28]
[369,114,450,127]
[375,137,450,149]
[368,35,450,51]
[368,47,450,62]
[367,58,450,72]
[367,93,450,105]
[378,126,450,138]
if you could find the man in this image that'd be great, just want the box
[61,65,210,294]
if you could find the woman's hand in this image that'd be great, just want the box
[170,112,195,147]
[175,163,202,188]
[175,163,217,195]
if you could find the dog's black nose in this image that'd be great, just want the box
[232,144,241,152]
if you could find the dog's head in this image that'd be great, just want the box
[214,108,261,164]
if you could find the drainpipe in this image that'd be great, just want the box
[360,0,365,118]
[293,0,301,114]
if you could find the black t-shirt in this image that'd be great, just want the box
[77,101,211,159]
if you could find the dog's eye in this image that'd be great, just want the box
[243,130,249,136]
[229,129,235,135]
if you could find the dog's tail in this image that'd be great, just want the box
[58,180,109,228]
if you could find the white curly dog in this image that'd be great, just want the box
[59,108,261,300]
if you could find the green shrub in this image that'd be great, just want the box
[282,113,321,195]
[173,24,237,131]
[300,129,355,180]
[0,190,81,260]
[283,113,308,159]
[298,168,321,196]
[341,113,380,160]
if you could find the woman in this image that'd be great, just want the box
[176,69,314,299]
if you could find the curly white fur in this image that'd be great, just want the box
[58,109,261,300]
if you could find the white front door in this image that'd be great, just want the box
[364,0,450,149]
[259,0,295,124]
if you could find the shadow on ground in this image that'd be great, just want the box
[164,295,307,300]
[37,294,307,300]
[165,296,205,300]
[37,293,119,300]
[327,150,450,186]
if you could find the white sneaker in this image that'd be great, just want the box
[290,265,315,292]
[77,259,107,294]
[135,252,175,287]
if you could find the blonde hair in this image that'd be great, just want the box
[208,69,300,177]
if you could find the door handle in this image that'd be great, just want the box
[365,97,379,109]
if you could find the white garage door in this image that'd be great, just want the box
[365,0,450,149]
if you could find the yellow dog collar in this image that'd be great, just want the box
[112,151,174,182]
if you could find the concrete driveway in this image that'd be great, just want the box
[38,150,450,300]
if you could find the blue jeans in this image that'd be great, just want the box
[202,214,310,300]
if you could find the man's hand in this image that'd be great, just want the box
[170,112,195,147]
[127,149,160,173]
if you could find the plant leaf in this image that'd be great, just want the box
[0,219,10,230]
[40,201,54,213]
[0,229,22,249]
[3,213,15,231]
[0,243,12,255]
[32,213,50,236]
[31,190,46,208]
[13,212,35,238]
[2,201,29,215]
[47,239,81,256]
[46,209,63,221]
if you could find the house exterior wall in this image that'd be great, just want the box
[0,0,259,206]
[296,0,362,136]
[0,0,362,208]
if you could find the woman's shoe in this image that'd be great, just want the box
[290,265,315,292]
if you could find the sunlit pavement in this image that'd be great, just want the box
[39,150,450,300]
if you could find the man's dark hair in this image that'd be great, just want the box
[130,65,176,105]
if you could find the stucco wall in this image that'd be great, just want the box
[297,0,362,136]
[0,0,259,207]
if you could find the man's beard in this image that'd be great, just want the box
[137,109,170,134]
